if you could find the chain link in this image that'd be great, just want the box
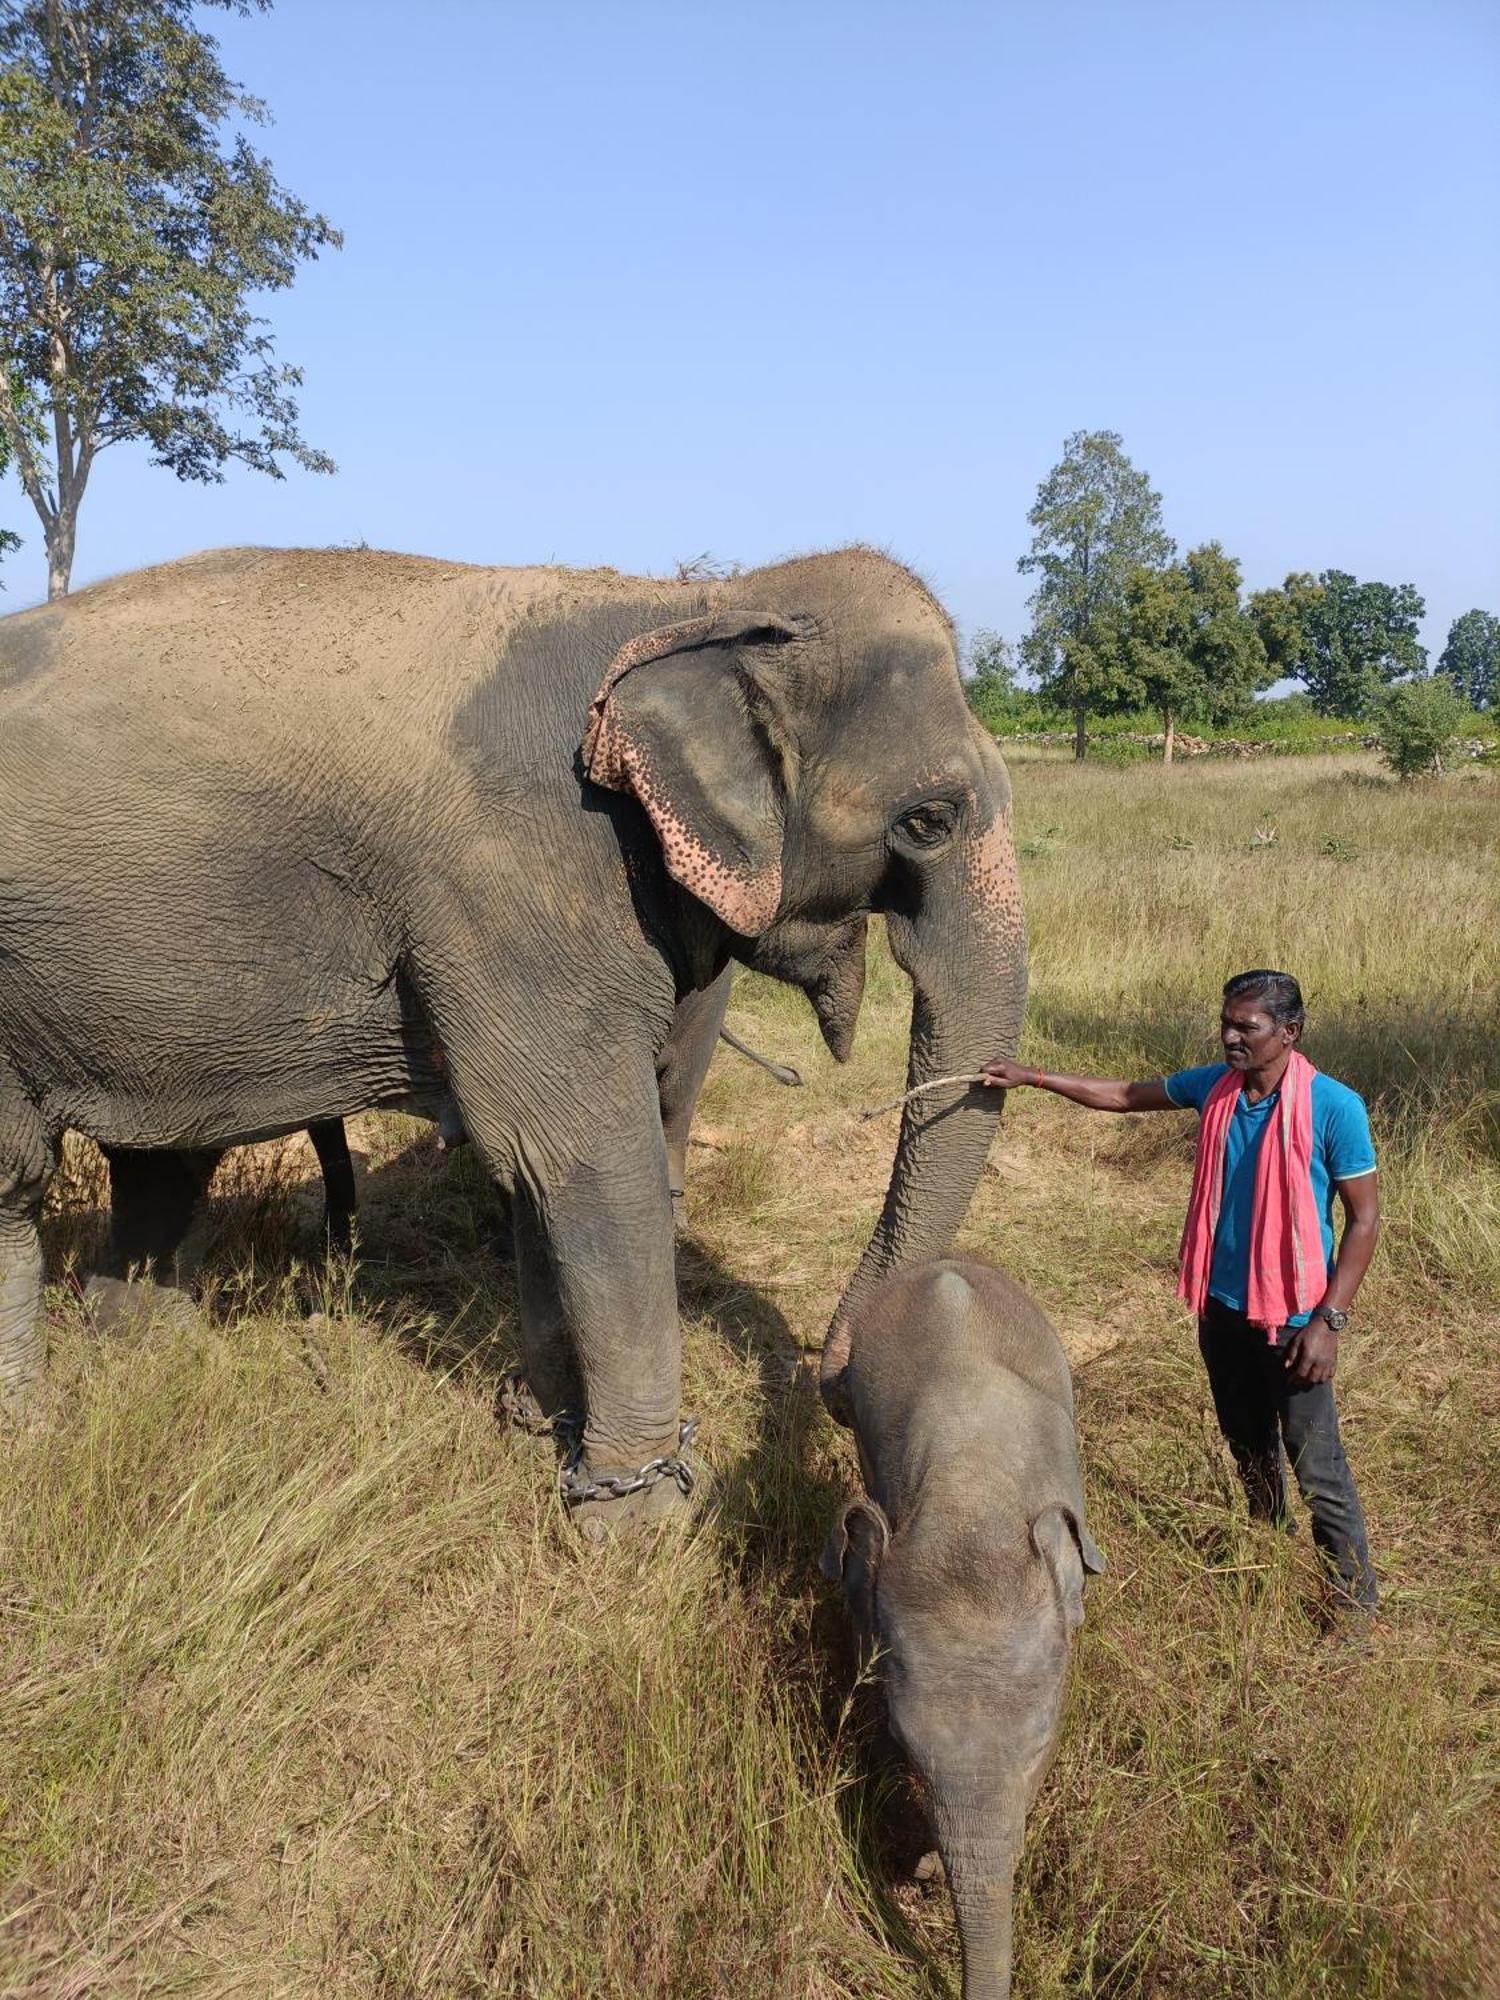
[498,1372,582,1443]
[558,1418,700,1509]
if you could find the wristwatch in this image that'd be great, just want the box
[1314,1305,1349,1332]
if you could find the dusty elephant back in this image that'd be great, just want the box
[0,546,698,1152]
[0,545,669,720]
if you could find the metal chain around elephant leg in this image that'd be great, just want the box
[557,1417,700,1510]
[497,1369,582,1443]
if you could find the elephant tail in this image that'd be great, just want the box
[717,1028,802,1088]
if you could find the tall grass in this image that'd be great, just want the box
[2,754,1496,1997]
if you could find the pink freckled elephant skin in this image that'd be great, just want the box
[601,733,782,936]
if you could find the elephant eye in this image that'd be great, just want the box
[894,803,956,852]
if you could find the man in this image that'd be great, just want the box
[983,969,1380,1613]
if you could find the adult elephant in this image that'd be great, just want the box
[0,546,1026,1526]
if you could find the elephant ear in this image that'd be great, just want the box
[582,609,802,935]
[820,1494,890,1637]
[1030,1504,1106,1634]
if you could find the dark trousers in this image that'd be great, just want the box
[1198,1299,1378,1609]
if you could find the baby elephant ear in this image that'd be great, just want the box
[1030,1505,1106,1634]
[582,609,801,935]
[820,1494,890,1636]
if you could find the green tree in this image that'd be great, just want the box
[1112,542,1270,763]
[1374,675,1469,779]
[1018,428,1173,761]
[1285,570,1427,719]
[0,0,339,597]
[1247,571,1323,681]
[964,627,1020,730]
[1438,608,1500,711]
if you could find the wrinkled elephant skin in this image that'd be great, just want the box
[91,967,792,1277]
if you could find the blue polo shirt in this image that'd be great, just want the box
[1164,1063,1377,1325]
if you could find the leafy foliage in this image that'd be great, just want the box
[1017,429,1174,759]
[1374,675,1471,779]
[0,402,20,575]
[0,0,339,594]
[1280,570,1428,719]
[1438,608,1500,712]
[1247,570,1323,680]
[1106,543,1271,759]
[1177,544,1275,722]
[963,626,1032,730]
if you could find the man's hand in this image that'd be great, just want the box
[1283,1318,1338,1387]
[981,1058,1035,1089]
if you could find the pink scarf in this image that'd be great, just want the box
[1176,1049,1327,1330]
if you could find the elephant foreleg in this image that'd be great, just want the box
[452,1053,687,1535]
[657,967,734,1228]
[0,1083,54,1404]
[546,1169,685,1534]
[422,923,690,1532]
[510,1187,583,1427]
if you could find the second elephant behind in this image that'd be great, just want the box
[88,968,799,1309]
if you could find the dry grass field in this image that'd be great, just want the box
[3,752,1497,1998]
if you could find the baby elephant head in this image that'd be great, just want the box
[822,1493,1104,2000]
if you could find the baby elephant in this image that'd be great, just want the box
[821,1258,1104,2000]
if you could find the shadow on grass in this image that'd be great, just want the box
[675,1230,844,1587]
[40,1124,522,1388]
[332,1131,520,1378]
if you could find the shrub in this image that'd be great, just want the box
[1374,676,1471,778]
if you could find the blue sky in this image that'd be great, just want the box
[4,0,1497,660]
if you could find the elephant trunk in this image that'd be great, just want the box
[821,811,1026,1415]
[940,1821,1021,2000]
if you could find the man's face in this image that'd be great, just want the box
[1220,1000,1294,1069]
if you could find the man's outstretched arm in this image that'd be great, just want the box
[981,1057,1178,1113]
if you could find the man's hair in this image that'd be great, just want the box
[1223,969,1305,1030]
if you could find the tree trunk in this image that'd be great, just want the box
[1162,708,1175,765]
[46,504,76,599]
[1072,703,1087,762]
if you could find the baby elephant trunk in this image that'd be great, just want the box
[934,1804,1024,2000]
